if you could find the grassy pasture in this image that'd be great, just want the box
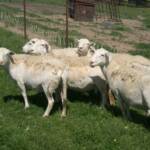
[0,27,150,150]
[0,1,150,149]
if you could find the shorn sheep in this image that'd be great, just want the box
[22,38,110,107]
[0,47,68,117]
[90,48,150,119]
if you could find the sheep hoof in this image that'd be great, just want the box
[43,114,49,118]
[61,113,66,118]
[146,111,150,117]
[25,105,30,109]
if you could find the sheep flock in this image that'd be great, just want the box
[0,38,150,121]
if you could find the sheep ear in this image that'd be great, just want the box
[5,49,14,55]
[7,52,15,64]
[89,47,96,55]
[89,42,96,55]
[105,53,110,64]
[75,39,79,44]
[9,51,15,55]
[44,44,50,52]
[89,42,95,47]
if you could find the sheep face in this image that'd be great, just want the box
[90,48,110,67]
[22,38,39,53]
[77,39,91,56]
[31,39,51,54]
[0,48,12,65]
[23,38,51,54]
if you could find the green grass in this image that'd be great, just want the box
[94,42,117,53]
[119,6,150,19]
[1,21,150,150]
[129,43,150,58]
[0,27,25,52]
[110,31,124,39]
[112,24,131,32]
[119,6,150,29]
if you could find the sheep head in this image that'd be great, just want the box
[22,38,51,54]
[22,38,39,53]
[76,38,95,56]
[90,48,111,68]
[0,47,14,65]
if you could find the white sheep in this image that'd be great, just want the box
[0,47,68,117]
[22,38,110,107]
[90,48,150,119]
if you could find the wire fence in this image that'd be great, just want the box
[0,0,121,48]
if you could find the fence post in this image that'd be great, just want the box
[23,0,27,41]
[65,0,69,47]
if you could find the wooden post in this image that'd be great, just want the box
[65,0,69,47]
[23,0,27,40]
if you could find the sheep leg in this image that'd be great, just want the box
[147,110,150,116]
[108,89,116,106]
[42,85,54,117]
[124,103,131,120]
[116,91,128,119]
[43,94,54,117]
[142,87,150,117]
[101,92,109,108]
[95,83,109,108]
[17,81,29,109]
[118,89,131,119]
[60,72,68,117]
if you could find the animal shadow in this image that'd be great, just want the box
[110,105,150,130]
[68,89,103,106]
[3,92,62,115]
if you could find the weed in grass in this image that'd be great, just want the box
[112,24,131,32]
[110,31,124,39]
[95,42,117,53]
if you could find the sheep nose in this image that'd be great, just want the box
[78,47,82,50]
[89,61,94,67]
[27,50,34,54]
[0,61,3,65]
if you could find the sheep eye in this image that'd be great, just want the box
[31,41,35,44]
[101,54,105,57]
[42,44,45,47]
